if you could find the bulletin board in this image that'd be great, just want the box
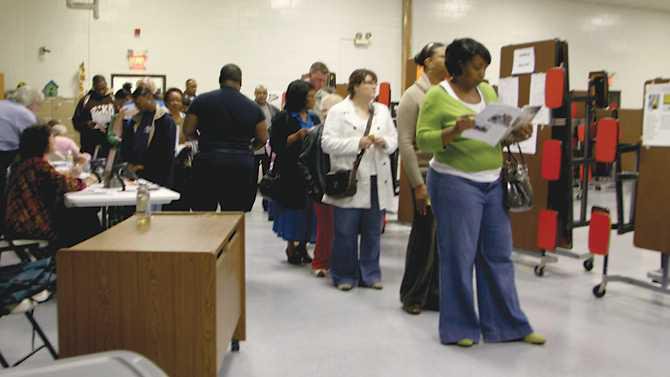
[634,78,670,254]
[499,39,573,252]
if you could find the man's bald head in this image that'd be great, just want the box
[185,79,197,96]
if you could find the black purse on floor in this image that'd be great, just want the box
[324,106,374,198]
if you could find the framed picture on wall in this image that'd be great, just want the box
[110,74,167,96]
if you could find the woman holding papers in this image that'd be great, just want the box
[416,38,544,347]
[397,42,446,315]
[270,80,319,265]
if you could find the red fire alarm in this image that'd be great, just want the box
[134,28,141,38]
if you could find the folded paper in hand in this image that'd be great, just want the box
[461,104,541,146]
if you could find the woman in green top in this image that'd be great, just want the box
[416,38,545,347]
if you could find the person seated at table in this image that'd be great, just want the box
[4,125,101,248]
[48,123,91,164]
[119,85,177,187]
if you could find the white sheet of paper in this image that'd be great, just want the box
[498,77,519,107]
[512,47,535,75]
[462,104,539,147]
[529,73,551,126]
[643,83,670,147]
[462,104,521,146]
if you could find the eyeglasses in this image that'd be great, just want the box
[363,80,377,86]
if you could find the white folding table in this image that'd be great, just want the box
[65,183,180,228]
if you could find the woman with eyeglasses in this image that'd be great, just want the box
[397,42,446,315]
[321,69,398,291]
[416,38,544,347]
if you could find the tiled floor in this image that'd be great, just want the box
[1,188,668,377]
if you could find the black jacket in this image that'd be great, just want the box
[121,107,176,187]
[270,111,320,209]
[298,124,330,203]
[72,90,114,155]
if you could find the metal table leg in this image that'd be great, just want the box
[661,254,669,290]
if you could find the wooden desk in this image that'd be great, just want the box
[57,212,246,377]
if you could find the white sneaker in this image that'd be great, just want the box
[312,269,327,278]
[10,299,36,314]
[32,290,50,303]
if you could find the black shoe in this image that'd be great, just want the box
[296,244,312,264]
[286,248,302,266]
[402,303,422,315]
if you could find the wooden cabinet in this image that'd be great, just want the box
[57,212,246,377]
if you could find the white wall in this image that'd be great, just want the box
[0,0,402,99]
[3,0,668,107]
[412,0,670,108]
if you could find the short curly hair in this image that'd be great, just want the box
[445,38,491,78]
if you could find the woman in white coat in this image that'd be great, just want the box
[321,69,398,291]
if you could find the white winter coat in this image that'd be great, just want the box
[321,98,398,211]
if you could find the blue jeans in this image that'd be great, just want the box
[330,177,384,287]
[427,168,533,344]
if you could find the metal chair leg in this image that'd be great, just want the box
[0,350,9,368]
[24,311,58,359]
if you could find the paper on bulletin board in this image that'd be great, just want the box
[643,83,670,147]
[512,47,535,75]
[529,72,551,126]
[498,76,519,107]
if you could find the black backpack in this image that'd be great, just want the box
[298,125,330,202]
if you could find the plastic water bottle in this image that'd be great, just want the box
[136,182,151,227]
[66,150,74,166]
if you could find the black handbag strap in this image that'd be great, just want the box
[505,143,526,166]
[350,105,375,176]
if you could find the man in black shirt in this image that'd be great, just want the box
[184,64,268,212]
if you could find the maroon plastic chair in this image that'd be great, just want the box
[545,67,565,109]
[541,140,562,181]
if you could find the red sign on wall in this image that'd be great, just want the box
[127,49,148,71]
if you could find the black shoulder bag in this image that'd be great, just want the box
[324,106,375,198]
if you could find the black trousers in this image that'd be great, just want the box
[190,149,257,212]
[164,148,194,211]
[254,152,270,183]
[255,152,271,211]
[399,186,440,311]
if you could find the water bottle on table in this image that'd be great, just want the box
[136,181,151,227]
